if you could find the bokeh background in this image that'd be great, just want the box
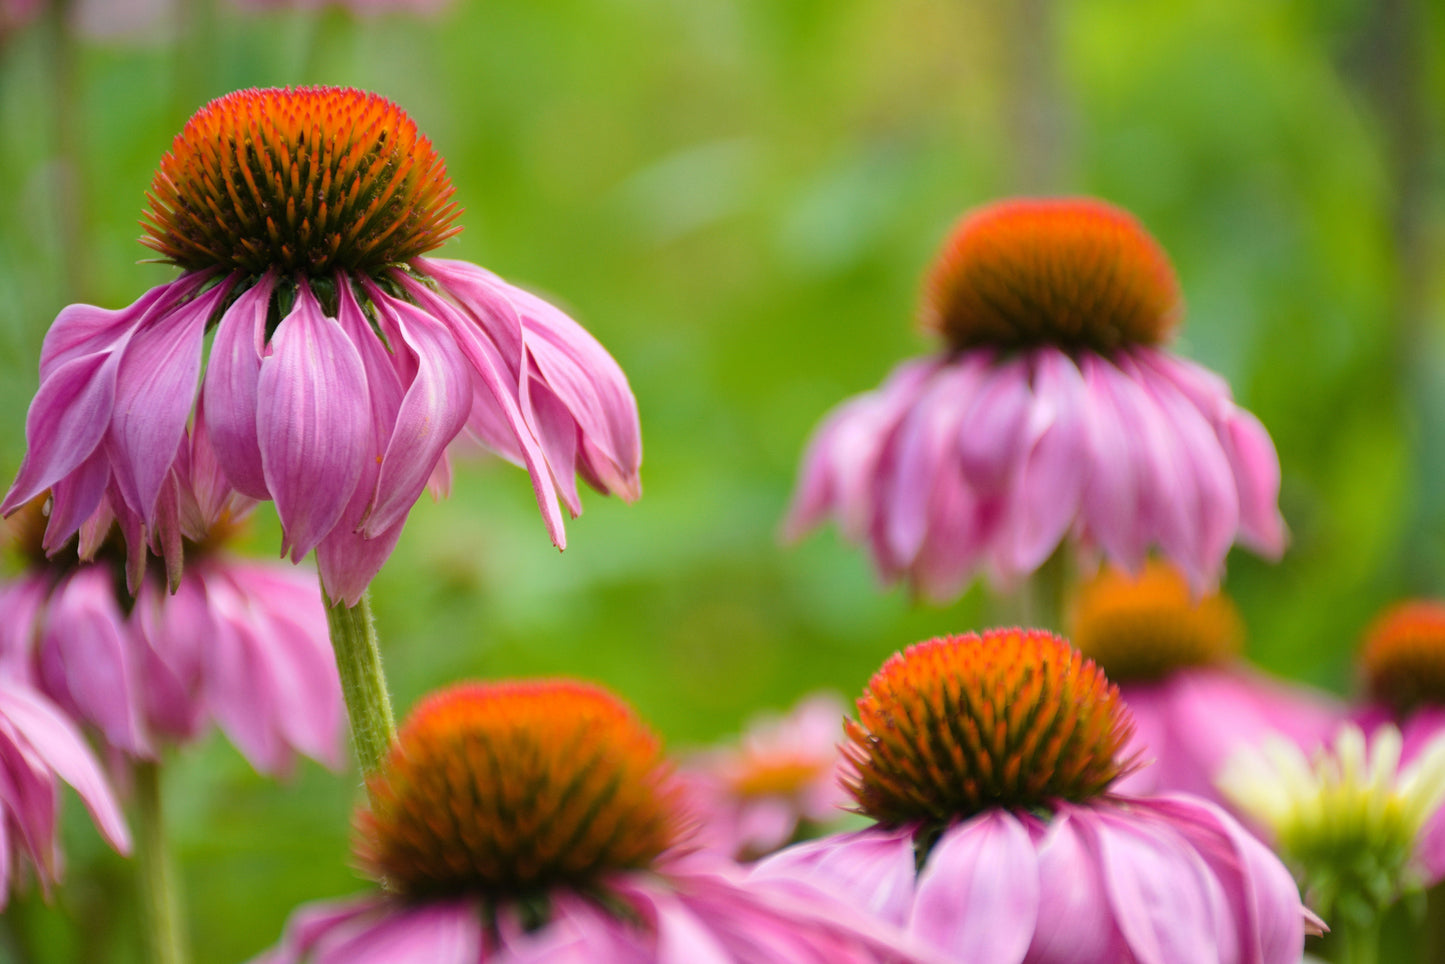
[0,0,1442,960]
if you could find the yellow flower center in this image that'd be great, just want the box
[921,197,1182,352]
[843,629,1135,825]
[356,680,683,898]
[1068,561,1242,682]
[141,86,461,276]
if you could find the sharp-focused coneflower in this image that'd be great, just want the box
[0,486,342,774]
[2,86,640,604]
[1069,560,1341,803]
[754,629,1315,963]
[1220,723,1445,950]
[254,680,929,964]
[1355,599,1445,883]
[785,198,1284,601]
[0,676,130,906]
[680,692,851,861]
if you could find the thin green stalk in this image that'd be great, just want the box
[1338,915,1381,964]
[322,587,397,793]
[135,760,187,964]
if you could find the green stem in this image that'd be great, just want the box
[323,587,397,793]
[1338,914,1381,964]
[135,760,187,964]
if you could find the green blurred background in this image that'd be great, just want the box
[0,0,1442,959]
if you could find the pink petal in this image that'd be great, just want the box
[108,279,232,523]
[256,283,371,561]
[1222,410,1286,557]
[1025,812,1120,962]
[0,678,130,853]
[909,812,1038,964]
[955,353,1030,494]
[751,824,918,926]
[202,274,277,500]
[359,289,474,538]
[315,901,481,964]
[1077,354,1144,570]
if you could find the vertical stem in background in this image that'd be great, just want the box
[46,0,88,304]
[323,587,397,796]
[995,0,1068,194]
[135,760,187,964]
[1338,915,1381,964]
[990,549,1072,632]
[171,0,214,126]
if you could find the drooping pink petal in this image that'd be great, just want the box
[41,447,111,556]
[108,279,233,524]
[955,353,1031,494]
[751,824,918,926]
[909,812,1038,964]
[0,678,130,854]
[1024,812,1121,963]
[256,283,371,561]
[131,575,209,743]
[312,900,481,964]
[413,257,526,380]
[1221,410,1286,557]
[1077,354,1144,570]
[202,273,277,500]
[359,288,474,538]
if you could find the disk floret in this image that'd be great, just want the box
[1360,600,1445,714]
[921,198,1182,352]
[843,629,1135,825]
[1069,561,1243,682]
[141,86,461,275]
[356,680,683,898]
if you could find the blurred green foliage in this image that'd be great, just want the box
[0,0,1443,960]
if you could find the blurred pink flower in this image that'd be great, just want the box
[254,680,926,963]
[1069,561,1342,805]
[0,494,343,775]
[3,87,640,604]
[785,198,1284,602]
[755,630,1315,963]
[0,676,130,906]
[681,693,850,860]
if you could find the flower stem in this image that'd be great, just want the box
[1338,914,1381,964]
[135,760,188,964]
[322,587,397,790]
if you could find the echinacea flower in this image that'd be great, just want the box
[254,679,928,964]
[2,86,640,604]
[0,676,130,906]
[785,198,1284,601]
[681,692,851,861]
[1069,560,1341,804]
[1219,723,1445,929]
[0,490,342,774]
[755,629,1315,963]
[1354,599,1445,882]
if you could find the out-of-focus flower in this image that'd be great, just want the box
[0,676,130,907]
[785,198,1284,602]
[253,680,927,963]
[681,692,850,860]
[755,629,1315,963]
[1070,560,1341,803]
[230,0,451,13]
[3,86,640,604]
[0,491,343,775]
[1219,723,1445,928]
[1355,599,1445,882]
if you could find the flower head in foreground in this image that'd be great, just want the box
[755,629,1315,963]
[256,680,928,964]
[785,198,1284,601]
[1354,599,1445,883]
[3,86,640,603]
[1219,723,1445,927]
[0,490,342,774]
[681,692,851,861]
[1070,560,1341,803]
[0,676,130,907]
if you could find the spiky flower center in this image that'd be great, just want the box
[843,629,1135,826]
[1068,561,1242,682]
[141,86,461,276]
[1360,600,1445,714]
[356,680,683,898]
[921,198,1182,352]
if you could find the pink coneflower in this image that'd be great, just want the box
[755,629,1316,962]
[0,494,342,774]
[2,86,640,604]
[0,676,130,906]
[255,680,927,963]
[1069,560,1341,804]
[681,692,850,861]
[1355,599,1445,882]
[785,198,1284,601]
